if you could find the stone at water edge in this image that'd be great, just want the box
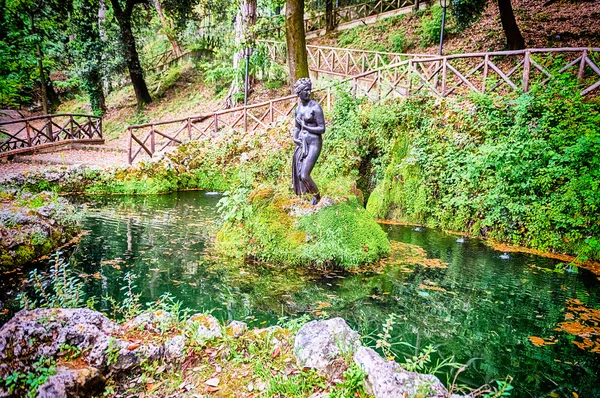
[293,318,471,398]
[36,367,105,398]
[226,320,248,337]
[353,346,469,398]
[122,310,174,334]
[187,313,222,343]
[294,317,361,371]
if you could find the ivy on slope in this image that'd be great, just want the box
[367,79,600,259]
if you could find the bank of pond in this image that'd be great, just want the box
[0,190,598,397]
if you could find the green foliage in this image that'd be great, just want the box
[451,0,488,30]
[419,6,443,47]
[298,197,391,268]
[2,356,57,398]
[105,337,120,367]
[329,363,369,398]
[217,193,391,269]
[366,77,600,259]
[217,187,254,224]
[18,254,87,309]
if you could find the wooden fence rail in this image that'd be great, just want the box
[261,40,434,76]
[127,47,600,164]
[0,114,103,157]
[304,0,416,33]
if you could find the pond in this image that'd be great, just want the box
[2,191,599,397]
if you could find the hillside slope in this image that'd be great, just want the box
[310,0,600,53]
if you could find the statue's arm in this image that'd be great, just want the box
[301,104,325,135]
[292,110,302,145]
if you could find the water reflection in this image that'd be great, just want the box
[3,191,599,397]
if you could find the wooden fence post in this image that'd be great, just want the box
[150,125,155,156]
[442,59,447,96]
[70,116,74,139]
[578,49,588,80]
[523,51,531,92]
[482,54,489,93]
[214,114,219,134]
[128,127,133,164]
[187,118,192,139]
[25,121,32,147]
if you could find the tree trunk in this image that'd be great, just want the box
[325,0,334,32]
[110,0,152,108]
[98,0,111,94]
[285,0,309,89]
[153,0,182,57]
[498,0,525,50]
[31,13,48,115]
[77,0,106,115]
[225,0,257,108]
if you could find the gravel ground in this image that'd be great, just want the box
[0,147,129,182]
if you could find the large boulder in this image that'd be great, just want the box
[36,367,105,398]
[294,318,361,371]
[0,308,117,373]
[0,308,175,397]
[354,346,450,398]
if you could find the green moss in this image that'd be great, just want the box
[216,192,390,269]
[298,197,390,268]
[14,245,35,264]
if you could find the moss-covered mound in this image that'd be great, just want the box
[0,191,81,270]
[216,190,390,269]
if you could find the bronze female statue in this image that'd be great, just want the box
[292,78,325,205]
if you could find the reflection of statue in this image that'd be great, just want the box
[292,78,325,205]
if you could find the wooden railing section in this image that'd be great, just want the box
[0,114,103,157]
[262,40,434,76]
[127,47,600,164]
[304,0,416,33]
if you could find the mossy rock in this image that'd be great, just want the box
[216,193,390,269]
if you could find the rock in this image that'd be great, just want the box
[163,335,186,362]
[294,318,361,371]
[205,377,220,387]
[187,313,222,342]
[0,308,117,372]
[353,346,449,398]
[122,310,174,334]
[225,320,248,337]
[0,308,166,396]
[37,367,105,398]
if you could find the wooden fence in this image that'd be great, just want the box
[261,40,434,76]
[127,47,600,164]
[304,0,416,33]
[0,114,103,157]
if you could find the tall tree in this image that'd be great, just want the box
[71,0,107,114]
[325,0,334,32]
[497,0,524,50]
[2,0,69,112]
[225,0,257,108]
[452,0,525,50]
[285,0,309,88]
[109,0,152,108]
[153,0,182,57]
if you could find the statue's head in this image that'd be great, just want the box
[294,78,312,96]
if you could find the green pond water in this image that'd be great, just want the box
[4,191,600,397]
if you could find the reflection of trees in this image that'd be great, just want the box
[64,195,599,397]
